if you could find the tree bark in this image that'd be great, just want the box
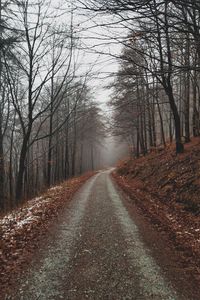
[0,113,4,210]
[15,129,32,202]
[167,86,184,153]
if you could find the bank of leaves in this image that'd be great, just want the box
[0,172,94,295]
[113,138,200,281]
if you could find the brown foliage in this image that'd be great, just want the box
[113,138,200,282]
[0,172,94,296]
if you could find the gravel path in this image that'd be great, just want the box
[8,170,181,300]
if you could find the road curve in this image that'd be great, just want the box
[9,170,181,300]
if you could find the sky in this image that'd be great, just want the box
[49,0,126,109]
[72,2,123,107]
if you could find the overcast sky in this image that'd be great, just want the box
[72,2,124,109]
[49,0,127,112]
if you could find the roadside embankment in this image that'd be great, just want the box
[0,172,95,296]
[112,138,200,283]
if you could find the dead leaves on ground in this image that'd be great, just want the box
[113,139,200,279]
[0,172,94,295]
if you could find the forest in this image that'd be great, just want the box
[0,0,106,211]
[1,0,200,209]
[2,1,200,299]
[82,0,200,156]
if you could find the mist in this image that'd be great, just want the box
[95,137,129,170]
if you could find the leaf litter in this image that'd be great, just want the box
[113,138,200,284]
[0,172,94,296]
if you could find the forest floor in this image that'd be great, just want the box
[0,172,94,297]
[112,137,200,296]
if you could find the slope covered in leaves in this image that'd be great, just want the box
[0,172,94,296]
[113,138,200,281]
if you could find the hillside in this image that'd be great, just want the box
[113,138,200,283]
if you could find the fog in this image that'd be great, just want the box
[95,137,129,170]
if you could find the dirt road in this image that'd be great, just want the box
[8,170,185,299]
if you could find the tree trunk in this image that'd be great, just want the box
[184,74,190,143]
[47,113,53,186]
[71,112,77,177]
[79,143,83,174]
[184,36,191,143]
[136,127,140,158]
[64,136,69,179]
[168,86,184,153]
[192,67,199,136]
[91,144,94,171]
[0,114,4,211]
[157,100,166,147]
[16,130,31,202]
